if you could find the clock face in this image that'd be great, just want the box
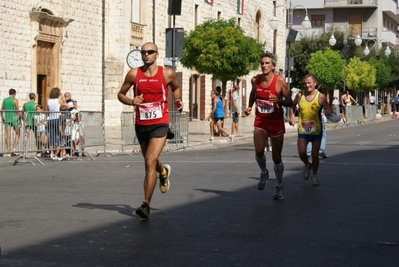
[126,49,143,68]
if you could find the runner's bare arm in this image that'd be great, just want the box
[245,76,257,115]
[320,93,340,122]
[273,76,292,107]
[289,92,301,126]
[350,95,359,105]
[14,98,23,119]
[117,69,142,106]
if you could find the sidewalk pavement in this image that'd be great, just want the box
[95,114,389,155]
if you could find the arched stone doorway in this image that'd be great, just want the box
[29,8,73,109]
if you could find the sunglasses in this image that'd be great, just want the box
[140,50,157,55]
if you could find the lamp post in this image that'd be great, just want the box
[329,26,362,47]
[329,25,362,92]
[269,0,311,93]
[363,39,373,56]
[363,39,391,57]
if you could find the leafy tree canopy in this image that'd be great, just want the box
[367,58,391,90]
[290,30,367,90]
[306,48,345,90]
[180,18,264,85]
[346,57,376,92]
[380,55,399,90]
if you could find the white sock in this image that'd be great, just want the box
[274,162,284,186]
[255,155,268,174]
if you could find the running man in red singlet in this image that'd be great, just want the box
[118,42,183,219]
[244,52,293,200]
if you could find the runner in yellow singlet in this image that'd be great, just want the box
[289,74,340,186]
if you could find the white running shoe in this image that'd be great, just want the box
[311,175,319,186]
[159,164,171,193]
[273,186,284,200]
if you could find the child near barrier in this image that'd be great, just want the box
[34,105,47,157]
[71,110,85,157]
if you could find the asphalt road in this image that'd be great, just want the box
[1,119,398,267]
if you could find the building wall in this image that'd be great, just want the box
[0,0,103,113]
[0,0,287,126]
[0,1,36,101]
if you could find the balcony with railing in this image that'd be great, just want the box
[324,0,378,7]
[380,28,399,45]
[381,0,399,21]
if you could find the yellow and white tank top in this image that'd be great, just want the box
[298,91,322,135]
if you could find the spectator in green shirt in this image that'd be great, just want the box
[23,93,37,141]
[1,88,21,157]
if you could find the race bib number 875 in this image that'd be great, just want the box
[138,102,163,120]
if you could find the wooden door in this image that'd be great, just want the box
[348,14,363,38]
[37,41,54,110]
[37,75,47,110]
[189,75,200,120]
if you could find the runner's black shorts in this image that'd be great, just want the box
[135,123,168,145]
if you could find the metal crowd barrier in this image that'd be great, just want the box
[78,111,113,159]
[345,105,363,125]
[120,111,140,156]
[333,104,377,129]
[1,110,77,165]
[337,105,376,125]
[21,110,71,165]
[1,109,192,165]
[366,105,377,121]
[118,111,190,155]
[168,111,189,148]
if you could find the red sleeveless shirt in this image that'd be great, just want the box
[254,74,284,118]
[253,74,285,136]
[134,66,169,126]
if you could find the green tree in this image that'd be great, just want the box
[363,47,399,102]
[306,48,345,91]
[180,18,264,94]
[289,31,362,89]
[367,58,391,90]
[345,57,376,92]
[289,32,330,89]
[381,55,399,89]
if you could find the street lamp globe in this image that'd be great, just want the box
[301,15,311,29]
[329,34,337,46]
[363,45,370,56]
[269,16,279,30]
[354,35,362,46]
[385,46,391,57]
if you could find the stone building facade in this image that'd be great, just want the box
[0,0,287,126]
